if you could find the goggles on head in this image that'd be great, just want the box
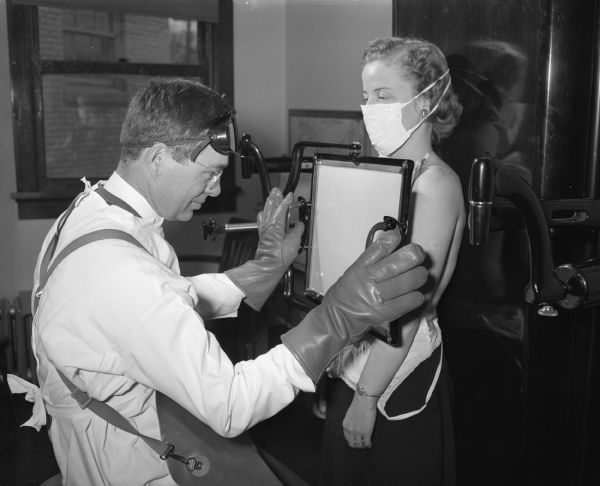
[189,111,238,160]
[124,109,238,160]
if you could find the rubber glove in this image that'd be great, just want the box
[225,188,304,311]
[281,234,427,384]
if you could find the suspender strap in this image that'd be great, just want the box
[38,229,146,304]
[35,186,142,311]
[38,195,83,293]
[96,185,141,218]
[56,368,169,458]
[37,186,140,299]
[37,188,209,473]
[47,229,206,472]
[37,187,208,473]
[34,189,173,460]
[38,226,189,467]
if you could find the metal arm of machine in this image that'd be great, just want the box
[205,138,360,239]
[282,140,362,196]
[202,219,259,240]
[468,156,600,315]
[238,133,272,202]
[201,133,271,241]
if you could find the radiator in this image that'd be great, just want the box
[0,296,36,385]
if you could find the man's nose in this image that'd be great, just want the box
[205,183,221,197]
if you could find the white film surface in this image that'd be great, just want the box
[307,162,405,297]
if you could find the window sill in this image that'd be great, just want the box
[12,187,239,220]
[12,191,77,219]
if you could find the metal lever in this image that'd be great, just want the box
[468,156,495,246]
[467,157,600,315]
[238,133,271,201]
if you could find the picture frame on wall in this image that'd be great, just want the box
[288,109,373,157]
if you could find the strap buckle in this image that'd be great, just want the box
[160,444,208,473]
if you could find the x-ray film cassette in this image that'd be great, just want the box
[305,154,413,300]
[292,154,414,345]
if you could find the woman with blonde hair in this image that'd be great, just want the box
[320,37,465,486]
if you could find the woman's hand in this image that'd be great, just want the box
[343,392,378,449]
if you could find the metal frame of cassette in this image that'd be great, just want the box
[301,154,414,302]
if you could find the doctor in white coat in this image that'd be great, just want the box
[31,78,428,485]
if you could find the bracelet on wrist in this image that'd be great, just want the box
[356,385,381,399]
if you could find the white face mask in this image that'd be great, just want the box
[361,70,451,157]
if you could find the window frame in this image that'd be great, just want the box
[61,10,124,62]
[7,0,235,219]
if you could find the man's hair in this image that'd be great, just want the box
[119,78,232,162]
[362,37,462,146]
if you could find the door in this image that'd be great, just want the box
[393,1,600,485]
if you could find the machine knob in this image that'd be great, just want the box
[537,304,559,317]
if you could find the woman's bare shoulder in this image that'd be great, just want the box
[414,155,463,198]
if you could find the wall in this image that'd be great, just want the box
[0,0,392,298]
[286,0,392,112]
[0,0,54,301]
[166,0,290,270]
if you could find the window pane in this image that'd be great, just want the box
[43,74,146,179]
[42,74,204,179]
[169,20,199,64]
[39,7,204,65]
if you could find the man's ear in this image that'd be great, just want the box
[145,143,169,177]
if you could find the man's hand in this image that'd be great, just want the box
[282,235,427,383]
[256,188,304,272]
[225,188,303,311]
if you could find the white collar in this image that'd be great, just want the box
[100,172,164,227]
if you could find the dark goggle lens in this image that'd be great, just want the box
[210,128,235,155]
[190,125,236,160]
[190,113,237,160]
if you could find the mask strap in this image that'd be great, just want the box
[426,76,451,118]
[416,69,450,99]
[407,75,452,136]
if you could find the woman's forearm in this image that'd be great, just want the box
[355,315,421,397]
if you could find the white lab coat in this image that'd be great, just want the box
[31,173,314,485]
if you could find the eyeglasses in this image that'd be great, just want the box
[195,161,223,190]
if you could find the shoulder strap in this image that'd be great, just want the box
[56,368,171,457]
[40,229,146,295]
[96,184,141,218]
[34,229,149,314]
[36,186,145,312]
[47,229,207,473]
[36,199,207,474]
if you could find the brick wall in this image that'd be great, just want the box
[38,8,175,178]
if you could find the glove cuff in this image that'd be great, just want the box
[281,305,350,384]
[225,260,283,311]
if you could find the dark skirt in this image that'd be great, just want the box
[319,346,456,486]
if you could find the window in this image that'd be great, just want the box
[8,0,234,219]
[61,10,123,62]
